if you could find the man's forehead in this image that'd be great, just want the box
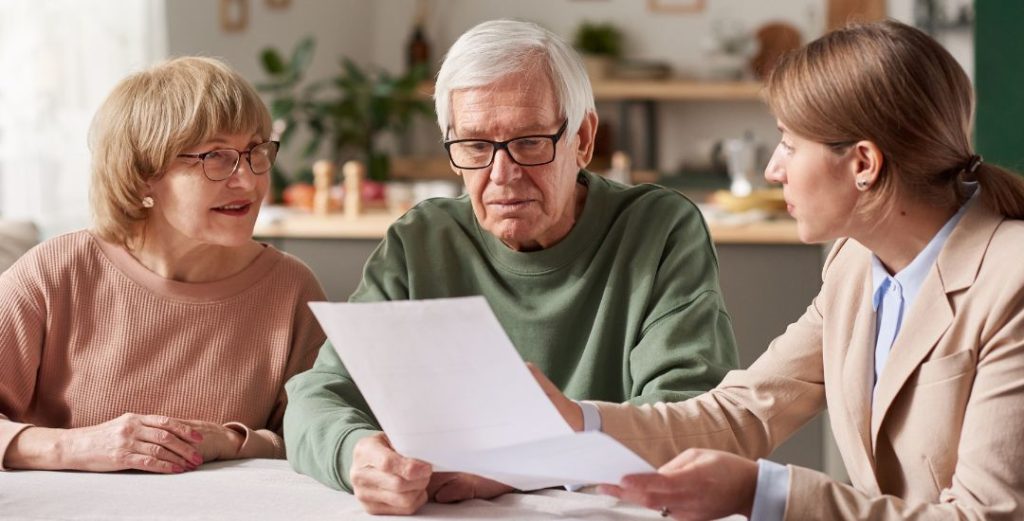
[450,92,560,136]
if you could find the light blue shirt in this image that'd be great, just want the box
[750,196,972,521]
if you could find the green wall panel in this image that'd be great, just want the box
[975,1,1024,172]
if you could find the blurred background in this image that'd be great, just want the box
[0,0,1020,484]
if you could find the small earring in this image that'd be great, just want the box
[856,179,870,190]
[141,196,154,208]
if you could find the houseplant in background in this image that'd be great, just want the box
[573,21,623,80]
[258,36,434,205]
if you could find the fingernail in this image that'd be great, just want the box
[191,431,204,442]
[172,465,185,473]
[191,454,203,465]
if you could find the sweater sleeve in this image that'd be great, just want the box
[283,228,407,491]
[226,264,328,460]
[0,260,46,470]
[625,198,739,404]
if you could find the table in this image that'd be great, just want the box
[0,459,745,520]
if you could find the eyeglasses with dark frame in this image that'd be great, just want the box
[177,140,280,181]
[443,120,568,170]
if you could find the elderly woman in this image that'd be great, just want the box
[537,20,1024,520]
[0,57,326,474]
[285,19,738,515]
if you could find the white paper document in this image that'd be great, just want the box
[309,296,654,490]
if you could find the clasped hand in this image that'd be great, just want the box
[7,413,243,474]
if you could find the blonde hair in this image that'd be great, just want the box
[766,20,1024,219]
[88,56,271,246]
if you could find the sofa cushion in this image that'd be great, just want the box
[0,220,39,273]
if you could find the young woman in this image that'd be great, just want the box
[0,57,326,474]
[537,20,1024,520]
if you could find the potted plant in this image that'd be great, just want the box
[258,37,433,202]
[573,21,623,79]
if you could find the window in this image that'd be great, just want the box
[0,0,166,237]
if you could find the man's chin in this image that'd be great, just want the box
[486,219,543,251]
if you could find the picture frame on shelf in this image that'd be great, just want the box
[220,0,248,32]
[647,0,706,14]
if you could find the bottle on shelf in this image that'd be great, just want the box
[406,1,431,74]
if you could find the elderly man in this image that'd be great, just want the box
[284,19,738,515]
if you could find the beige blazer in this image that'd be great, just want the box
[592,200,1024,520]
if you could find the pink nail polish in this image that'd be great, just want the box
[173,465,185,473]
[191,431,204,442]
[191,454,203,465]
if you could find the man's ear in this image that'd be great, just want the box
[574,111,599,169]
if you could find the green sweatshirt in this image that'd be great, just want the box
[284,171,738,491]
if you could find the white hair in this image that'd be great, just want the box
[434,19,595,140]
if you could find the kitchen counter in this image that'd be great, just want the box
[254,208,803,245]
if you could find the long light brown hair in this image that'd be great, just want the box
[766,20,1024,219]
[88,57,272,247]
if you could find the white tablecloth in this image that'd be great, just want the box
[0,459,746,520]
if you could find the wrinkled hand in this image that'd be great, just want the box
[58,413,205,473]
[177,420,244,462]
[527,363,583,432]
[351,433,432,515]
[599,448,758,520]
[427,472,516,503]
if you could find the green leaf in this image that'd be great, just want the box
[261,48,286,75]
[302,135,322,159]
[291,36,316,76]
[279,119,297,146]
[270,97,295,120]
[341,58,368,84]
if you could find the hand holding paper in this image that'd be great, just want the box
[309,296,653,490]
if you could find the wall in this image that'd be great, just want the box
[165,0,376,174]
[163,1,972,177]
[166,0,373,84]
[370,0,830,174]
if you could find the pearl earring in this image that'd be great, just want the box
[856,179,870,190]
[142,196,154,208]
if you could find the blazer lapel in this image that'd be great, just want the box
[869,199,1002,450]
[841,274,879,487]
[870,272,953,448]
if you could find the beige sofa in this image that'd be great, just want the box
[0,220,39,273]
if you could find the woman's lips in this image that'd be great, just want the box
[211,201,253,217]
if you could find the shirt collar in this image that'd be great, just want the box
[871,189,976,310]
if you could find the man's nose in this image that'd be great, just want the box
[489,148,521,185]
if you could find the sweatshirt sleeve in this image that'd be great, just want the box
[0,260,46,470]
[625,196,739,404]
[283,226,408,491]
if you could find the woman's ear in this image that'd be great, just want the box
[574,111,599,169]
[849,140,884,190]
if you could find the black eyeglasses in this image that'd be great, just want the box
[177,141,280,181]
[443,120,568,170]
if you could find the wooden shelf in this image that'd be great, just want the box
[592,79,764,101]
[419,80,765,102]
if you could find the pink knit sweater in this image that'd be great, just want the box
[0,231,326,469]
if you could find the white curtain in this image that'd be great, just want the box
[0,0,167,238]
